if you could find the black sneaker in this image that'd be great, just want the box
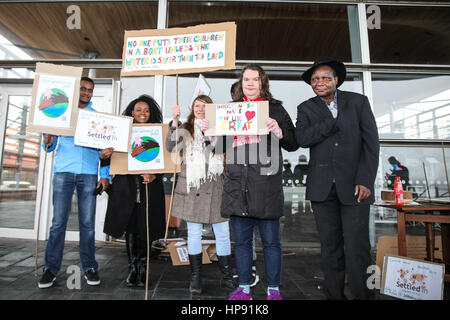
[84,269,101,286]
[38,269,56,289]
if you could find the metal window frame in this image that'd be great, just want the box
[0,0,449,142]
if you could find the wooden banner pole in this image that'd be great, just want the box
[34,142,50,276]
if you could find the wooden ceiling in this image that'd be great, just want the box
[0,1,449,79]
[0,2,158,59]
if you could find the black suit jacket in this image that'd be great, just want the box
[295,90,379,205]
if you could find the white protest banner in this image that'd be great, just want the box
[121,22,236,76]
[190,74,211,107]
[204,101,269,136]
[381,254,445,300]
[74,109,133,152]
[28,63,82,136]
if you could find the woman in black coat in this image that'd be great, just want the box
[208,64,299,300]
[102,95,166,287]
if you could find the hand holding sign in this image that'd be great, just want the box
[172,105,181,125]
[266,117,282,138]
[43,134,54,150]
[201,119,209,133]
[100,147,115,160]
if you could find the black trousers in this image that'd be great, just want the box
[311,184,371,300]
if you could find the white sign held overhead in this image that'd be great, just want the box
[190,74,211,107]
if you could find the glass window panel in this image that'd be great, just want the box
[162,72,362,122]
[163,71,362,196]
[168,2,360,62]
[280,73,363,189]
[436,107,449,118]
[437,115,450,138]
[374,144,450,222]
[163,70,363,241]
[0,95,39,229]
[119,76,155,115]
[0,68,34,79]
[418,111,432,122]
[368,5,450,64]
[372,74,450,140]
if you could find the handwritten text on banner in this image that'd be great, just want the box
[124,31,226,72]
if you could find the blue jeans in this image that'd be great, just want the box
[186,221,231,256]
[230,216,282,287]
[44,173,98,275]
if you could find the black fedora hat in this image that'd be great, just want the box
[302,57,346,88]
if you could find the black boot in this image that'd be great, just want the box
[137,237,148,286]
[189,254,202,294]
[125,233,139,286]
[138,257,147,287]
[217,255,237,289]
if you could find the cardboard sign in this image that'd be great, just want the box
[204,101,269,136]
[166,241,213,266]
[121,22,236,76]
[190,74,211,107]
[74,109,133,152]
[28,63,82,136]
[381,254,445,300]
[109,123,181,174]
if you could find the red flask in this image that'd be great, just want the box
[394,176,404,206]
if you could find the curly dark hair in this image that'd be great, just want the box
[122,94,162,124]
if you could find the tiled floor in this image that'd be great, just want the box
[0,207,448,301]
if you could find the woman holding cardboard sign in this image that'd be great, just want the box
[102,95,166,287]
[166,95,236,294]
[204,64,299,300]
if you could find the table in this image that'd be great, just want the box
[374,202,450,282]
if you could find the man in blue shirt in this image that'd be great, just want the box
[38,77,112,289]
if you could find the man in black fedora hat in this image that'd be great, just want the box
[295,57,379,299]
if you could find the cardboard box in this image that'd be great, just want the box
[376,236,442,270]
[166,240,216,266]
[203,240,218,262]
[380,190,413,203]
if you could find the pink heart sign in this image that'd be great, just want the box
[245,111,255,121]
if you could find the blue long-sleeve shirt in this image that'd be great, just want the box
[42,102,110,179]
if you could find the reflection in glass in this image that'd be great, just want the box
[163,72,362,178]
[0,95,39,229]
[169,2,360,62]
[368,5,450,64]
[372,74,450,140]
[374,144,450,222]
